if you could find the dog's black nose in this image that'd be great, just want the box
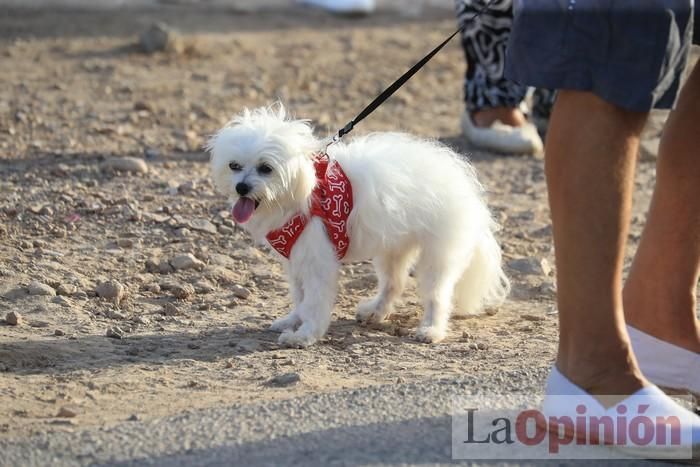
[236,182,251,196]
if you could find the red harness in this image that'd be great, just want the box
[266,153,353,260]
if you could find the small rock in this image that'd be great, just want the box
[56,407,78,418]
[56,283,77,296]
[5,311,22,326]
[147,283,161,293]
[116,238,135,248]
[138,22,184,54]
[162,302,181,316]
[133,101,153,112]
[507,257,551,277]
[522,313,546,322]
[178,180,196,194]
[235,338,260,352]
[171,283,195,300]
[127,414,141,422]
[102,157,148,174]
[230,284,251,300]
[29,320,50,328]
[170,253,204,271]
[266,372,302,387]
[188,219,217,234]
[51,296,72,308]
[218,225,234,235]
[174,227,191,238]
[108,309,127,320]
[96,281,125,303]
[158,260,174,275]
[539,282,557,296]
[27,281,56,296]
[106,326,125,339]
[54,329,66,336]
[476,342,488,350]
[193,279,215,294]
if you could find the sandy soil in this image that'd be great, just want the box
[0,1,694,441]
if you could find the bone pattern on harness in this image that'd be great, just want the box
[265,153,353,260]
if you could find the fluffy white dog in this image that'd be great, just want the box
[209,105,509,347]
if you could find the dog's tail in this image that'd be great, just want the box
[453,231,510,316]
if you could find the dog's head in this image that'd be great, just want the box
[208,105,318,226]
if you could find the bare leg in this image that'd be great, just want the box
[545,90,648,396]
[624,62,700,353]
[473,107,527,127]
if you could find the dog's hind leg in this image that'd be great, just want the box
[414,246,469,343]
[356,246,417,324]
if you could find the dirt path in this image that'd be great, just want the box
[0,2,691,441]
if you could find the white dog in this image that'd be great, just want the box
[209,105,509,347]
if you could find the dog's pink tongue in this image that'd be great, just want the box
[232,198,256,224]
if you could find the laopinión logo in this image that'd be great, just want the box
[451,394,694,460]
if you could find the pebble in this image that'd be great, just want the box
[507,257,551,277]
[147,283,161,293]
[193,279,215,294]
[106,326,125,339]
[230,284,251,300]
[235,338,260,352]
[162,302,181,316]
[102,157,148,174]
[138,22,184,54]
[189,219,217,235]
[27,280,56,296]
[218,225,234,235]
[96,280,125,303]
[54,329,66,336]
[539,282,557,296]
[170,253,204,271]
[5,311,22,326]
[158,260,174,275]
[56,407,78,418]
[116,238,136,248]
[51,296,73,308]
[56,283,77,296]
[174,227,191,238]
[171,283,195,300]
[266,372,302,387]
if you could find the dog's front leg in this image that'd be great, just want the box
[269,267,303,333]
[277,222,339,348]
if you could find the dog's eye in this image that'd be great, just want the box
[257,163,273,175]
[228,162,242,172]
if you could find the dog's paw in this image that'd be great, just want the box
[415,325,447,344]
[355,300,390,324]
[269,313,301,333]
[277,327,318,348]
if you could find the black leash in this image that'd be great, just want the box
[327,0,495,147]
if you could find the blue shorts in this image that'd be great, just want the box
[505,0,696,111]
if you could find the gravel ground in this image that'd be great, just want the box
[0,1,697,465]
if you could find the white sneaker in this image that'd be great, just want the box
[628,325,700,399]
[298,0,375,14]
[460,110,543,155]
